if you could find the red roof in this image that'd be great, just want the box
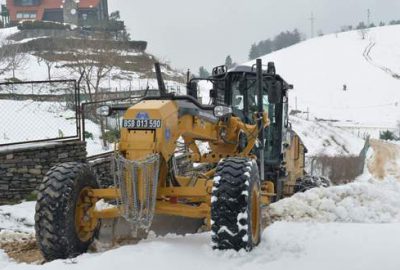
[6,0,102,21]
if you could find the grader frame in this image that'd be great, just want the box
[35,59,308,260]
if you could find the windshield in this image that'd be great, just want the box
[230,75,269,123]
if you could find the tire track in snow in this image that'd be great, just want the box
[363,41,400,80]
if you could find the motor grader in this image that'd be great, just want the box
[34,59,318,261]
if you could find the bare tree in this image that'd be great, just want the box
[0,41,26,78]
[64,39,120,149]
[5,43,27,79]
[37,52,55,81]
[358,28,369,40]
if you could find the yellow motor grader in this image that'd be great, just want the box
[34,59,321,261]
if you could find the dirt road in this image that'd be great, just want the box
[368,139,400,180]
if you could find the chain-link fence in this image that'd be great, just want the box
[0,80,80,146]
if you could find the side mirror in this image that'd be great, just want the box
[96,105,112,117]
[187,81,198,99]
[267,81,282,104]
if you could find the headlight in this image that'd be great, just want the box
[214,106,232,118]
[96,105,112,116]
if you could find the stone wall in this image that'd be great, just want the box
[0,141,86,203]
[88,154,113,188]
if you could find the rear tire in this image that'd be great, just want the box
[211,157,261,251]
[35,162,99,261]
[294,175,331,193]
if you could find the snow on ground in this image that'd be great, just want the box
[0,202,35,242]
[246,25,400,135]
[1,146,400,269]
[1,220,400,269]
[269,176,400,223]
[290,115,365,156]
[0,27,18,43]
[0,99,105,156]
[0,100,77,143]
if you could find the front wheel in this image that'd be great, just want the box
[211,157,261,251]
[35,162,99,261]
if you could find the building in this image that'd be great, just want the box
[6,0,108,25]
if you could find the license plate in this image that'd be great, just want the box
[122,119,162,129]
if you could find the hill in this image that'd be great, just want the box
[246,25,400,135]
[0,27,185,91]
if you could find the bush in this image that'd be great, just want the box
[17,20,71,31]
[84,131,94,140]
[379,130,397,141]
[24,191,38,201]
[101,129,120,143]
[5,77,22,82]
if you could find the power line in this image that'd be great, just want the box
[367,9,371,26]
[309,12,315,38]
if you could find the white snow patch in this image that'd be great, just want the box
[0,202,35,233]
[237,212,248,220]
[218,226,236,236]
[269,177,400,223]
[213,176,221,184]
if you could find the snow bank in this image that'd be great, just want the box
[269,176,400,223]
[291,115,365,156]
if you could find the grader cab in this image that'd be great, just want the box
[34,59,322,261]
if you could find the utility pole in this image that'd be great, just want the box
[309,12,315,38]
[367,9,371,26]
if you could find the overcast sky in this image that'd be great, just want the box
[108,0,400,73]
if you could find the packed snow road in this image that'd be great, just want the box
[1,222,400,270]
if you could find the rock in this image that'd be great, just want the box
[28,169,42,175]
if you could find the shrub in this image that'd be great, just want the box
[84,131,94,140]
[17,20,71,31]
[101,129,120,143]
[379,130,396,141]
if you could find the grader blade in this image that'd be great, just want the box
[98,215,204,242]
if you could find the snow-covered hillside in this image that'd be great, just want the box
[0,27,185,92]
[246,25,400,134]
[0,27,186,154]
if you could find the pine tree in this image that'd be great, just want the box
[379,130,396,141]
[248,43,260,60]
[199,66,210,78]
[356,22,367,29]
[225,55,233,68]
